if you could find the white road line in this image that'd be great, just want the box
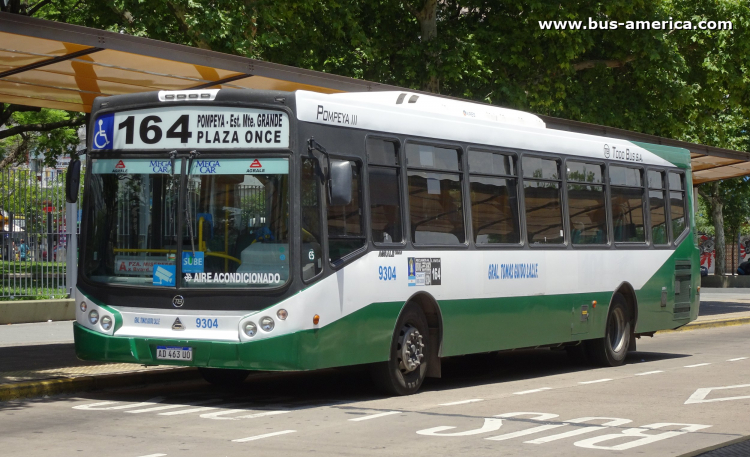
[126,399,219,414]
[728,357,748,362]
[137,454,167,457]
[349,411,403,422]
[159,406,219,416]
[578,379,612,385]
[685,363,711,368]
[513,388,552,395]
[438,399,484,406]
[232,430,296,442]
[635,371,664,376]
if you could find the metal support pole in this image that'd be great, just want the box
[66,201,77,299]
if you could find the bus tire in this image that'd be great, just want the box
[371,304,429,396]
[586,293,631,367]
[198,367,250,386]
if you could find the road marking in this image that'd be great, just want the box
[439,399,484,406]
[635,371,664,376]
[349,411,403,422]
[685,384,750,404]
[232,411,290,420]
[73,397,166,411]
[232,430,296,442]
[514,388,552,395]
[578,379,612,385]
[486,424,565,441]
[728,357,747,362]
[159,406,220,416]
[126,399,219,414]
[137,454,167,457]
[684,363,711,368]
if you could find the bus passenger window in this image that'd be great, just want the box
[610,165,646,243]
[648,170,669,245]
[370,167,403,243]
[668,172,687,239]
[406,143,465,245]
[522,156,564,244]
[327,161,365,264]
[301,158,323,280]
[567,161,607,245]
[468,150,520,244]
[368,139,402,244]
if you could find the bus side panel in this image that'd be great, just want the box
[633,239,700,333]
[240,300,403,371]
[439,292,612,357]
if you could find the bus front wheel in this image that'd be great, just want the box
[586,293,631,367]
[371,304,429,396]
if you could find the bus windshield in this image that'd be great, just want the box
[83,157,290,289]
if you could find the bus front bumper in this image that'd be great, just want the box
[73,322,305,371]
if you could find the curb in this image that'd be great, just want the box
[658,316,750,333]
[0,367,201,402]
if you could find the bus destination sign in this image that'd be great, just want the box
[91,106,289,150]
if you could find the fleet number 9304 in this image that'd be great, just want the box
[196,318,218,329]
[379,266,397,281]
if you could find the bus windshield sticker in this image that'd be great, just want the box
[408,257,441,286]
[114,256,172,276]
[91,159,172,174]
[189,158,289,175]
[153,265,176,287]
[182,252,204,273]
[91,106,289,151]
[184,272,282,285]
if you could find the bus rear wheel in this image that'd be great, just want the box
[586,293,631,367]
[371,304,429,396]
[199,367,250,386]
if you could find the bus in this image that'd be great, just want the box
[70,88,699,395]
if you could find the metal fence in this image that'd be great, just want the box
[1,168,78,300]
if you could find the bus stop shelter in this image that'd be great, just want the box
[2,12,750,186]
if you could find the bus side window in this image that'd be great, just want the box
[368,139,402,244]
[301,158,323,280]
[566,161,607,245]
[610,165,646,243]
[522,155,564,245]
[668,171,687,240]
[327,160,366,265]
[468,150,521,245]
[648,170,669,245]
[406,143,465,245]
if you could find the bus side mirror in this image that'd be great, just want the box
[328,159,352,206]
[66,159,82,203]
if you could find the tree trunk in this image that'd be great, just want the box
[711,181,726,276]
[412,0,439,93]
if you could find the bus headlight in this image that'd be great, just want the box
[243,321,257,337]
[89,309,99,325]
[80,301,87,312]
[277,309,288,320]
[260,316,275,332]
[101,315,113,331]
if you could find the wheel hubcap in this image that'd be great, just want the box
[398,325,424,373]
[608,308,627,353]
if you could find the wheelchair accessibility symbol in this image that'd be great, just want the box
[92,113,114,150]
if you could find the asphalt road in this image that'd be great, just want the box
[1,325,749,457]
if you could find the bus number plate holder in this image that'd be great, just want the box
[156,346,193,361]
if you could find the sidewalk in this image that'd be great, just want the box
[0,291,748,401]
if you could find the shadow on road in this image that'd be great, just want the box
[2,347,690,413]
[699,300,750,317]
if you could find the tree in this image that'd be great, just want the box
[699,177,750,275]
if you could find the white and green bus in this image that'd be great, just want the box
[70,88,699,395]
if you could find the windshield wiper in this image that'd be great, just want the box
[169,150,177,177]
[184,150,200,255]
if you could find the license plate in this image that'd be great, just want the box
[156,346,193,361]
